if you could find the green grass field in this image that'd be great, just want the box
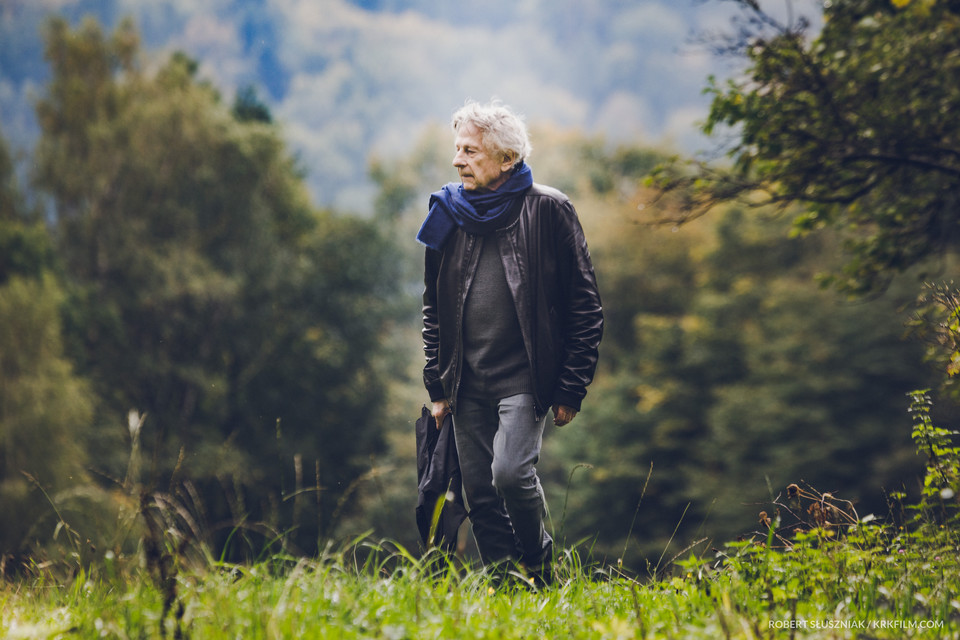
[3,520,957,640]
[4,392,959,639]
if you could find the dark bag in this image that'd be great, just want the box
[415,405,467,551]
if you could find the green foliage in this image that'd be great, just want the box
[910,282,960,404]
[26,16,404,558]
[905,283,960,523]
[651,0,960,296]
[0,221,53,286]
[908,390,960,519]
[0,127,114,561]
[0,131,52,285]
[554,202,931,567]
[0,273,99,557]
[231,85,273,124]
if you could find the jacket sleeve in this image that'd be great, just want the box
[422,247,447,402]
[553,202,604,411]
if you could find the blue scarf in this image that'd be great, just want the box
[416,162,533,250]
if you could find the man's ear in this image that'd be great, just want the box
[500,152,518,172]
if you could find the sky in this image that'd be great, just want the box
[0,0,823,210]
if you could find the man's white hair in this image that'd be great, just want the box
[451,100,532,167]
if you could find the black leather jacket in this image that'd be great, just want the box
[422,184,603,414]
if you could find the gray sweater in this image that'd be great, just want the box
[459,235,533,400]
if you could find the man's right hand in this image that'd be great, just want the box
[431,399,451,429]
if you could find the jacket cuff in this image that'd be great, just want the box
[426,381,447,403]
[553,391,583,412]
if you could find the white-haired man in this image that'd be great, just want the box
[418,101,604,584]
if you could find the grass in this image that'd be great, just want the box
[2,518,958,640]
[3,391,959,639]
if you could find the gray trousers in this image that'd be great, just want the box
[452,393,552,567]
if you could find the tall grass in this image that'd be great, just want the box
[3,507,958,640]
[2,384,959,638]
[3,441,959,639]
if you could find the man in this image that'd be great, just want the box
[418,100,603,582]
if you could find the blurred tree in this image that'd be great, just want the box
[545,195,709,569]
[554,203,931,568]
[0,131,51,285]
[0,129,104,561]
[0,273,98,561]
[651,0,960,296]
[684,210,929,538]
[522,130,933,567]
[32,17,401,556]
[232,85,273,124]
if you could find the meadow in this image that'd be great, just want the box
[3,450,958,640]
[2,524,956,640]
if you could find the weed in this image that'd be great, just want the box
[908,389,960,525]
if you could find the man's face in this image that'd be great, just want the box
[452,124,514,192]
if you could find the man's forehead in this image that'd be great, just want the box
[455,124,484,146]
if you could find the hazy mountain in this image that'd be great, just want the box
[0,0,821,211]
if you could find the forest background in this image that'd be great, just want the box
[0,0,955,573]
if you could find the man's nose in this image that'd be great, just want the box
[452,150,465,167]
